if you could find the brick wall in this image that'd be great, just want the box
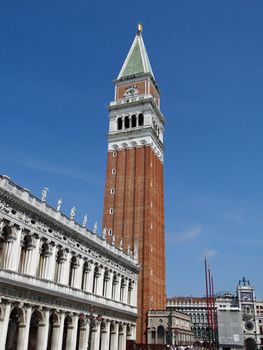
[102,146,166,343]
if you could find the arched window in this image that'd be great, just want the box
[47,313,59,350]
[99,321,107,349]
[28,310,43,350]
[109,323,115,349]
[124,116,130,129]
[131,114,137,127]
[118,324,124,347]
[5,307,22,349]
[157,325,165,344]
[138,113,144,126]
[117,117,123,130]
[151,330,156,343]
[62,315,72,350]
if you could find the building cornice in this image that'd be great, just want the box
[0,175,140,273]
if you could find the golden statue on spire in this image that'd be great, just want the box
[137,23,143,34]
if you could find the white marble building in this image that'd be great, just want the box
[147,310,193,346]
[0,175,139,350]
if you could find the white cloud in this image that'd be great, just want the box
[203,249,217,258]
[167,225,203,244]
[183,225,203,239]
[223,209,246,225]
[18,159,103,186]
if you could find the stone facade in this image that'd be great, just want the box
[0,175,139,350]
[147,310,193,346]
[167,297,212,343]
[216,294,243,350]
[237,278,262,350]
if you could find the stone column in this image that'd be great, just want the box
[42,256,49,278]
[87,263,95,293]
[123,279,129,304]
[178,332,181,345]
[24,247,33,274]
[36,310,50,350]
[97,267,104,296]
[115,276,121,301]
[47,244,57,280]
[92,266,101,295]
[51,312,65,350]
[30,237,40,276]
[11,226,22,271]
[110,323,119,350]
[74,258,83,289]
[38,243,52,279]
[100,321,110,350]
[0,303,11,350]
[131,281,137,307]
[172,330,176,345]
[126,324,133,341]
[63,252,71,285]
[56,250,67,284]
[17,306,32,350]
[65,315,78,350]
[147,328,153,345]
[78,317,90,350]
[106,271,113,299]
[90,321,101,350]
[131,324,136,340]
[81,264,90,291]
[1,236,15,270]
[118,324,127,350]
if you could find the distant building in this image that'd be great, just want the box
[237,277,262,350]
[217,278,263,350]
[167,279,263,350]
[216,293,243,350]
[147,310,193,346]
[167,296,211,343]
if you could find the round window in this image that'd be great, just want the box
[245,321,254,331]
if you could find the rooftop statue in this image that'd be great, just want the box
[41,187,49,202]
[70,207,76,220]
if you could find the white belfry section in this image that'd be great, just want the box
[0,175,139,350]
[108,93,165,162]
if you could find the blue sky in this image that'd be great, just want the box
[1,1,262,298]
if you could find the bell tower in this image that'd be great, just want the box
[102,25,166,343]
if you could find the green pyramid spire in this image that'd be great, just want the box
[117,25,155,80]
